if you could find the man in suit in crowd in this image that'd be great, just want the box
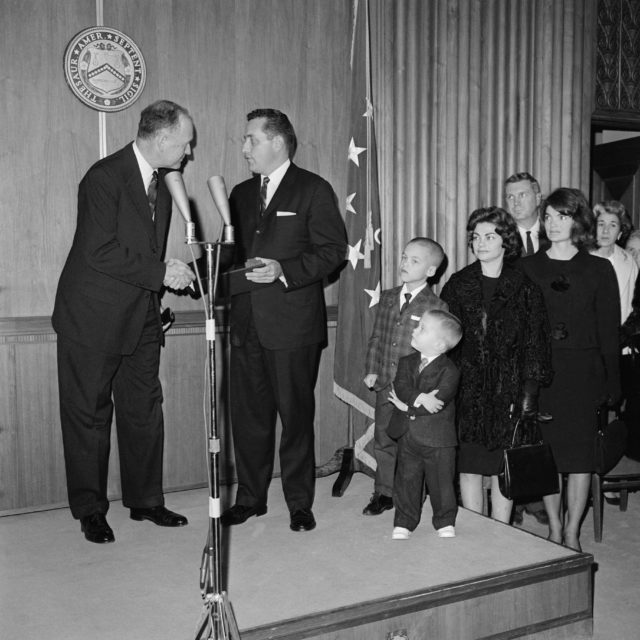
[504,171,549,256]
[52,100,196,544]
[504,171,549,526]
[221,108,347,532]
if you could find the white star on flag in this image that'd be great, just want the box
[364,281,380,307]
[348,137,366,166]
[347,239,365,269]
[346,193,357,214]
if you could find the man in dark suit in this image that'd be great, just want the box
[221,109,347,532]
[504,171,549,526]
[52,100,196,544]
[504,171,549,256]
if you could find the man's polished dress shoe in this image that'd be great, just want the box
[80,513,115,544]
[362,493,393,516]
[220,504,267,526]
[290,508,316,532]
[130,505,188,527]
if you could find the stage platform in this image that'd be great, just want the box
[0,475,592,640]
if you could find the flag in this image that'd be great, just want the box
[333,0,382,439]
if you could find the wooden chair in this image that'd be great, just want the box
[591,456,640,542]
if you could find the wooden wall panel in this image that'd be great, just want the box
[0,0,98,318]
[0,320,348,513]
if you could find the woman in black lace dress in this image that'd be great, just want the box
[520,188,620,551]
[441,207,552,523]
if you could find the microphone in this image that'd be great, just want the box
[207,175,234,244]
[164,171,196,244]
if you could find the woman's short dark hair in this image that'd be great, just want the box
[247,108,297,159]
[541,188,596,251]
[466,206,522,261]
[593,200,634,247]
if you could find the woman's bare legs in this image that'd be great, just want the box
[459,473,484,514]
[489,475,513,523]
[543,473,563,543]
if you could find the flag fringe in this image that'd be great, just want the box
[333,382,376,420]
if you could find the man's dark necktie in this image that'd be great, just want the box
[419,357,429,373]
[525,230,535,256]
[147,170,158,220]
[400,292,411,313]
[259,176,270,216]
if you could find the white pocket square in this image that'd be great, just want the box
[411,315,421,321]
[277,211,297,217]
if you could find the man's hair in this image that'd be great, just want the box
[425,309,463,351]
[593,200,634,247]
[504,172,541,194]
[247,108,297,159]
[406,237,445,269]
[137,100,190,139]
[542,188,596,251]
[467,206,523,260]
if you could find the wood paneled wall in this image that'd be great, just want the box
[0,0,351,318]
[1,0,599,512]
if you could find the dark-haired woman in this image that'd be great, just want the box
[520,188,620,551]
[441,207,552,523]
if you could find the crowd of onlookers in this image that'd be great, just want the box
[362,172,639,553]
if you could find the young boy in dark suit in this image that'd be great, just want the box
[387,309,462,539]
[362,238,448,516]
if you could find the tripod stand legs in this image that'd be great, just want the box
[194,590,241,640]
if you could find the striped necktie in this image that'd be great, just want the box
[259,176,270,216]
[400,292,411,313]
[147,170,158,220]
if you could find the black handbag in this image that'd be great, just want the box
[499,418,559,500]
[594,405,627,475]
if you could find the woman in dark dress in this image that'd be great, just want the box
[520,188,620,551]
[441,207,552,523]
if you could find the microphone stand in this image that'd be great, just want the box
[192,239,241,640]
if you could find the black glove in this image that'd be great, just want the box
[602,353,622,407]
[520,379,539,419]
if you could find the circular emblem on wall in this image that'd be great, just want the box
[63,27,146,112]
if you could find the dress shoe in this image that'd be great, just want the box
[289,508,316,532]
[604,494,621,506]
[220,504,267,526]
[392,526,411,540]
[525,507,550,525]
[512,506,524,525]
[80,513,115,544]
[362,493,393,516]
[130,505,188,527]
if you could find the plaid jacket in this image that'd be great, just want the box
[365,285,448,391]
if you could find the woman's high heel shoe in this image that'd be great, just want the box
[562,535,582,552]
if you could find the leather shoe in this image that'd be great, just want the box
[512,506,524,525]
[80,513,115,544]
[220,504,267,526]
[290,508,316,532]
[362,493,393,516]
[130,505,188,527]
[525,507,550,526]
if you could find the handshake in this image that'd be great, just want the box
[163,258,196,291]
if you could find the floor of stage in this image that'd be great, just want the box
[1,474,638,639]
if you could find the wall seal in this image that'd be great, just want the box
[63,27,146,112]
